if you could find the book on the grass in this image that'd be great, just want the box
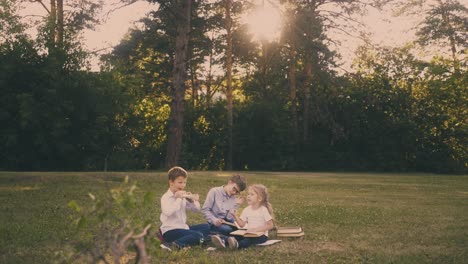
[272,226,304,238]
[276,226,303,234]
[230,229,264,237]
[276,231,305,238]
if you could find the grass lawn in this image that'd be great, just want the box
[0,171,467,263]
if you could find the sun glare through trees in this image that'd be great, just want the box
[243,1,282,42]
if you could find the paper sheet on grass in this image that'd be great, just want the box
[256,239,282,246]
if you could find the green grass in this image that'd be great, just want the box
[0,171,467,263]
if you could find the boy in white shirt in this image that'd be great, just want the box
[160,166,209,250]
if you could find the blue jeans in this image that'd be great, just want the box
[162,224,210,248]
[210,223,236,236]
[234,235,268,249]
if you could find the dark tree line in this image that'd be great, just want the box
[1,0,466,173]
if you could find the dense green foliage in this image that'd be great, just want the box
[0,0,466,173]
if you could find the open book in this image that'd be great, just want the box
[221,220,240,229]
[230,229,264,237]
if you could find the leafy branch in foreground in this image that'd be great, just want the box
[66,176,156,264]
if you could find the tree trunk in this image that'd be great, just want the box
[303,58,312,143]
[289,48,298,141]
[49,0,56,50]
[56,0,63,47]
[190,64,198,107]
[301,2,319,144]
[261,40,268,94]
[165,0,192,169]
[287,15,298,146]
[206,32,214,107]
[225,0,233,170]
[440,4,459,73]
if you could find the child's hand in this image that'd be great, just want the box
[185,193,199,203]
[190,193,199,201]
[235,196,244,205]
[175,191,186,199]
[229,209,237,217]
[214,218,223,227]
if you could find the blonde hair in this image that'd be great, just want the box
[249,184,274,220]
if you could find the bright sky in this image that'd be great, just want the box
[243,1,283,42]
[335,6,418,72]
[83,2,156,54]
[20,1,420,72]
[20,1,156,70]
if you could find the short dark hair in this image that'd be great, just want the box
[229,174,247,192]
[168,166,188,181]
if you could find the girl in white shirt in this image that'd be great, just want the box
[214,184,274,249]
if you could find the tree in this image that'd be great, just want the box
[225,0,234,170]
[102,18,175,169]
[415,0,467,72]
[28,0,102,63]
[412,55,467,173]
[348,42,467,173]
[283,5,299,148]
[152,0,193,169]
[1,1,133,171]
[279,0,377,146]
[0,0,28,44]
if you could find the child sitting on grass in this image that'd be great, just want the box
[201,175,246,236]
[159,166,209,251]
[211,184,274,249]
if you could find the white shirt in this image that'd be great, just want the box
[160,189,201,234]
[240,205,273,236]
